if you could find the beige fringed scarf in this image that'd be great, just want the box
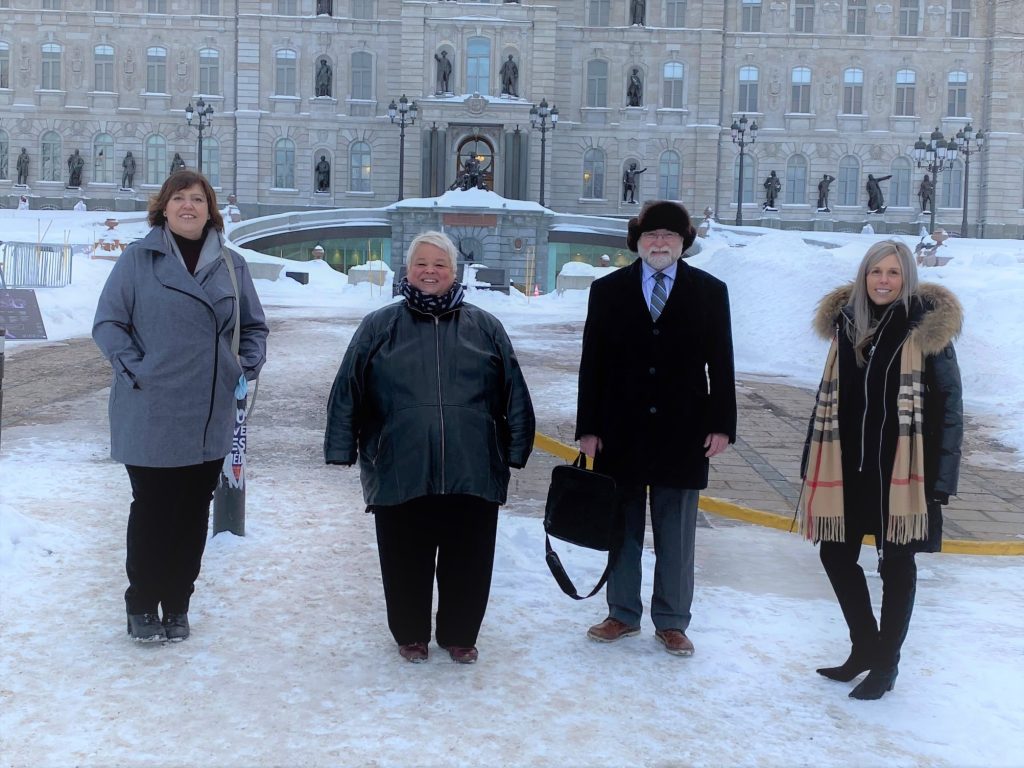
[799,335,928,544]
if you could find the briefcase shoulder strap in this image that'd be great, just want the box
[544,534,612,600]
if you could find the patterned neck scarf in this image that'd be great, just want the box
[399,277,466,316]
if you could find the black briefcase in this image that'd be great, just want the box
[543,452,621,600]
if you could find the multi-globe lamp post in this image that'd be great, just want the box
[388,94,418,201]
[731,114,758,226]
[184,97,214,174]
[912,126,958,234]
[953,123,985,237]
[529,98,558,207]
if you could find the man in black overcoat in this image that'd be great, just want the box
[575,200,737,657]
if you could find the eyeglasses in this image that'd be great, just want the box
[639,230,681,242]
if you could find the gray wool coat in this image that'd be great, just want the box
[93,226,268,467]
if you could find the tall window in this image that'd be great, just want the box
[950,0,970,37]
[94,45,115,92]
[466,38,490,95]
[276,0,298,13]
[0,42,10,89]
[352,52,372,100]
[275,49,297,96]
[93,133,114,183]
[939,160,963,208]
[586,60,608,107]
[0,129,8,179]
[41,44,62,90]
[41,131,61,181]
[895,69,915,115]
[898,0,919,36]
[791,67,811,113]
[587,0,610,26]
[273,138,295,188]
[147,0,167,12]
[582,148,605,198]
[349,141,372,192]
[96,0,113,9]
[837,155,860,205]
[785,155,808,204]
[847,0,866,34]
[202,137,220,186]
[738,66,758,112]
[352,0,373,19]
[197,48,220,95]
[666,0,686,27]
[42,0,61,8]
[794,0,814,33]
[663,62,684,108]
[843,68,864,114]
[144,134,166,184]
[947,71,967,117]
[146,47,167,93]
[741,0,762,32]
[733,155,755,206]
[658,150,681,200]
[890,157,912,207]
[199,0,220,14]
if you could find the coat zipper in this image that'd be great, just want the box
[432,313,446,490]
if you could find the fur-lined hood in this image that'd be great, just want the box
[813,282,963,356]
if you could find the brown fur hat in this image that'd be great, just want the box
[626,200,697,253]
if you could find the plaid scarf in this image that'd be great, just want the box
[799,334,928,544]
[399,277,465,315]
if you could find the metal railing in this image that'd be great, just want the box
[0,242,74,288]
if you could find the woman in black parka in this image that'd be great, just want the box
[800,239,963,700]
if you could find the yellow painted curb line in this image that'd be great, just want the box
[535,432,1024,556]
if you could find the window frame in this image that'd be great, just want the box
[842,68,864,114]
[349,141,372,192]
[146,46,167,94]
[582,147,605,199]
[275,49,298,97]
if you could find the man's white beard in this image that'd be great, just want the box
[641,251,681,271]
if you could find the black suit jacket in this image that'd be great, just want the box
[575,258,737,489]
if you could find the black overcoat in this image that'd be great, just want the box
[575,258,737,489]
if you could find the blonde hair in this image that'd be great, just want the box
[847,239,920,365]
[405,231,459,272]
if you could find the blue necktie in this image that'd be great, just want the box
[650,272,667,321]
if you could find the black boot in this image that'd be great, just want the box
[819,540,880,682]
[850,665,898,699]
[817,644,876,682]
[127,613,166,642]
[162,613,190,642]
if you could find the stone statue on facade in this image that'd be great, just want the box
[449,156,485,191]
[170,152,186,175]
[435,50,452,95]
[16,147,30,185]
[763,170,781,210]
[866,173,892,212]
[121,151,136,188]
[622,162,647,204]
[315,58,332,97]
[500,54,519,97]
[817,173,835,211]
[630,0,646,25]
[315,155,331,192]
[627,68,643,107]
[918,174,935,213]
[316,0,332,15]
[67,149,85,187]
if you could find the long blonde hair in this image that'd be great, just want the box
[846,239,919,366]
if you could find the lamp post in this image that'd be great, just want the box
[529,98,558,207]
[730,114,758,226]
[953,123,985,238]
[911,126,958,234]
[184,97,214,174]
[388,94,418,201]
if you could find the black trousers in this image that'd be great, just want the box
[124,460,222,615]
[373,495,499,648]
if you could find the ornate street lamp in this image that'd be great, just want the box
[388,94,418,201]
[184,97,214,174]
[731,114,758,226]
[911,126,958,234]
[953,123,985,238]
[529,98,558,207]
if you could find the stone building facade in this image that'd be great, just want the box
[1,0,1022,236]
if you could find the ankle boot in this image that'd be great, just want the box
[850,666,898,699]
[816,645,875,682]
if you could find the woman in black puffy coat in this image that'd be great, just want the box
[800,239,963,700]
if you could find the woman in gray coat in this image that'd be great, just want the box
[93,171,268,643]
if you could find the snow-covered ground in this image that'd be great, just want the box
[2,209,1023,766]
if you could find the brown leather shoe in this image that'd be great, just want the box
[442,645,478,664]
[587,617,641,643]
[655,629,695,656]
[398,642,428,663]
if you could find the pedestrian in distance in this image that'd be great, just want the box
[93,170,269,643]
[576,200,737,657]
[325,230,535,665]
[800,239,963,699]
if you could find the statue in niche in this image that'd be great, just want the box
[170,152,186,175]
[621,162,647,204]
[434,50,452,95]
[316,0,332,16]
[67,149,85,187]
[630,0,646,25]
[121,151,136,188]
[500,54,519,97]
[918,174,935,213]
[817,174,835,211]
[315,58,332,98]
[866,173,892,213]
[763,170,781,210]
[627,68,643,107]
[16,147,30,185]
[315,155,331,192]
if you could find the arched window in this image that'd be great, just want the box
[275,49,298,96]
[199,48,220,96]
[582,148,605,198]
[837,155,860,206]
[42,43,62,90]
[890,156,912,207]
[144,134,166,185]
[663,62,684,109]
[738,66,758,112]
[352,51,373,100]
[0,129,9,180]
[146,47,167,94]
[947,70,967,117]
[93,133,115,183]
[94,45,115,92]
[202,137,220,187]
[466,37,490,95]
[939,159,963,208]
[785,155,808,204]
[658,150,681,200]
[895,69,915,116]
[0,42,10,89]
[791,67,811,113]
[273,137,296,188]
[41,131,61,181]
[733,154,755,208]
[349,141,372,192]
[843,68,863,114]
[586,61,608,107]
